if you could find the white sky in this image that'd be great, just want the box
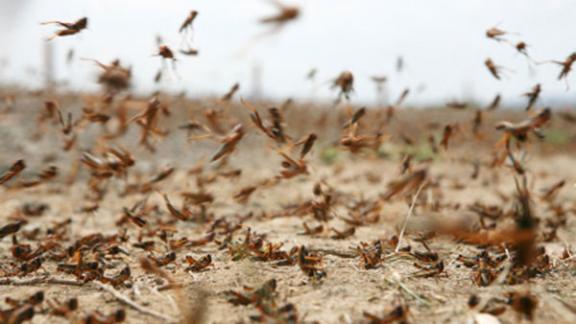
[0,0,575,106]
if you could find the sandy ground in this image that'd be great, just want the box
[1,90,576,323]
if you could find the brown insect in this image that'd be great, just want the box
[330,226,355,240]
[119,207,147,228]
[515,41,533,60]
[47,297,78,318]
[472,110,483,137]
[221,83,240,102]
[332,71,354,102]
[486,93,501,111]
[381,168,427,201]
[0,300,37,323]
[340,123,385,154]
[225,278,278,307]
[446,100,467,110]
[299,133,317,159]
[242,99,289,144]
[300,222,324,236]
[342,107,366,129]
[156,45,176,61]
[507,292,538,321]
[210,124,245,162]
[82,309,126,324]
[395,88,410,107]
[128,97,165,150]
[277,150,309,179]
[486,26,508,42]
[495,107,551,142]
[0,159,26,185]
[357,240,383,269]
[554,52,576,80]
[85,58,132,91]
[363,305,409,324]
[150,251,177,267]
[523,84,541,111]
[484,58,502,80]
[234,186,258,204]
[440,124,453,150]
[541,179,566,202]
[184,254,212,272]
[179,48,199,56]
[42,17,88,40]
[163,194,192,221]
[179,10,199,33]
[0,221,26,240]
[297,246,326,279]
[260,1,300,25]
[411,260,445,278]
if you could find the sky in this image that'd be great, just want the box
[0,0,575,106]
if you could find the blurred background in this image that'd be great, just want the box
[0,0,575,106]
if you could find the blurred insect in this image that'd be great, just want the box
[495,108,551,142]
[0,221,26,240]
[486,26,509,42]
[446,100,467,110]
[100,266,131,287]
[82,309,126,324]
[260,0,300,26]
[484,58,503,80]
[184,255,212,272]
[554,52,576,81]
[371,76,388,103]
[209,124,245,162]
[541,179,565,202]
[363,305,409,324]
[48,298,78,318]
[395,88,410,106]
[242,100,290,145]
[83,58,132,92]
[486,93,501,111]
[221,83,240,102]
[306,68,317,81]
[440,124,453,150]
[225,278,278,306]
[297,246,326,279]
[179,10,199,34]
[234,185,258,204]
[163,194,192,221]
[0,160,26,185]
[356,240,382,269]
[396,56,404,73]
[301,222,324,236]
[472,110,483,137]
[381,168,427,201]
[128,97,166,151]
[299,133,317,159]
[66,49,75,65]
[156,45,176,61]
[332,71,354,103]
[154,69,163,83]
[42,17,88,40]
[340,123,385,153]
[514,41,534,62]
[507,292,538,321]
[179,48,199,56]
[331,227,355,240]
[342,107,366,129]
[277,149,309,179]
[523,84,541,111]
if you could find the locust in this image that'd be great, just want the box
[42,17,88,40]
